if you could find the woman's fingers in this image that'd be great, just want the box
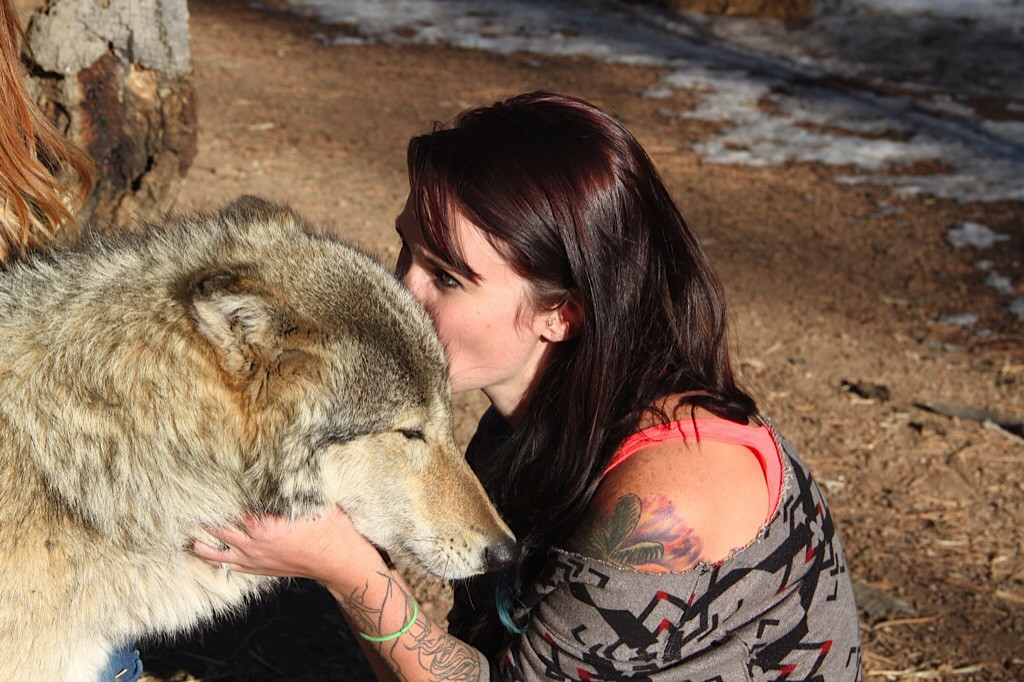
[191,522,255,569]
[204,522,252,546]
[187,507,379,582]
[191,539,236,572]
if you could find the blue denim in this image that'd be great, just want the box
[97,642,142,681]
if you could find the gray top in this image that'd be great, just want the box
[449,411,862,680]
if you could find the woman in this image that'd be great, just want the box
[0,0,91,258]
[196,91,861,680]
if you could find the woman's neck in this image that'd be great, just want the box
[483,385,529,428]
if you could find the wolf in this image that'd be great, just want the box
[0,196,516,680]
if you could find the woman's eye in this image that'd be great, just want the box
[433,269,460,290]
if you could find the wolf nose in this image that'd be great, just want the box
[483,541,518,572]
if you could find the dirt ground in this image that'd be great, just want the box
[138,0,1024,679]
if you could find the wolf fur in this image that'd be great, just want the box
[0,197,515,680]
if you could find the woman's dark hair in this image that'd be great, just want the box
[407,91,757,624]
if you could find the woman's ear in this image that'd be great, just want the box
[539,296,584,342]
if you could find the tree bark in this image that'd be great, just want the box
[23,0,197,226]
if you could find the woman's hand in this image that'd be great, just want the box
[192,505,387,589]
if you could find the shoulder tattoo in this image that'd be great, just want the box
[568,493,703,571]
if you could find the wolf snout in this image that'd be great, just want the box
[483,538,518,572]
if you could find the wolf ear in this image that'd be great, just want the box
[219,195,303,230]
[185,271,312,397]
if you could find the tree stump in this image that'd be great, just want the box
[23,0,197,226]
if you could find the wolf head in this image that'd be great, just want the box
[7,196,514,580]
[177,197,517,579]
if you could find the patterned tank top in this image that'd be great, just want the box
[449,410,863,680]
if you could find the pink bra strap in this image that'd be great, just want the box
[604,418,783,516]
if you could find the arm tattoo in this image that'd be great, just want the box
[339,572,483,681]
[395,617,482,681]
[568,493,703,571]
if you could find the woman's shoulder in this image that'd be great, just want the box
[564,406,770,572]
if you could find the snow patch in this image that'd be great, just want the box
[938,312,980,327]
[985,272,1014,294]
[850,0,1024,27]
[282,0,1024,204]
[946,222,1011,249]
[1009,297,1024,322]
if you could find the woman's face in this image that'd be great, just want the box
[394,195,552,412]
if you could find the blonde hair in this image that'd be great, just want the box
[0,0,93,261]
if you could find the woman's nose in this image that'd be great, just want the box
[394,244,411,281]
[399,263,428,304]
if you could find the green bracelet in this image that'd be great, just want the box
[358,598,419,642]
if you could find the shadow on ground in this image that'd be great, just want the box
[140,580,375,681]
